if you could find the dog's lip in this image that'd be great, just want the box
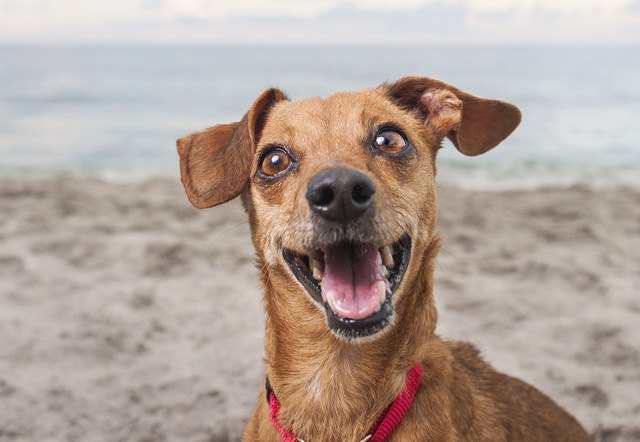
[282,234,411,339]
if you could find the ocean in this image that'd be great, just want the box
[1,46,639,189]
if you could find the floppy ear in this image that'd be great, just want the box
[177,88,287,208]
[385,76,521,156]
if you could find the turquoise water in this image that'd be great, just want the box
[1,46,639,189]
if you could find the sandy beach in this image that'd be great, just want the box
[0,177,638,441]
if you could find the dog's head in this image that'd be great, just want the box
[178,76,520,341]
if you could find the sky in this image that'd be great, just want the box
[0,0,639,45]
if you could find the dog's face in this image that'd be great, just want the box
[178,77,520,341]
[248,90,439,340]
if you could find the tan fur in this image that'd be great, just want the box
[177,77,590,441]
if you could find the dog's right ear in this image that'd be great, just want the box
[177,88,287,208]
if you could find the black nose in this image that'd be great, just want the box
[306,168,375,223]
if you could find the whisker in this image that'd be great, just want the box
[209,220,250,243]
[439,246,476,271]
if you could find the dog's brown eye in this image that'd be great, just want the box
[374,129,407,153]
[260,149,292,176]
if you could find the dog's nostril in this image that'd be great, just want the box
[352,183,373,205]
[315,186,334,207]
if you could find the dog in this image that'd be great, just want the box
[177,76,591,441]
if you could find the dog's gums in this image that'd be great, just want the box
[283,235,411,340]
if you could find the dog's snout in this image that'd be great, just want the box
[306,168,375,223]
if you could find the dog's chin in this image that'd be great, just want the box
[282,234,411,341]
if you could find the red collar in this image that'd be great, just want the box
[266,363,423,442]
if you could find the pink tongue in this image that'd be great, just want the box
[321,243,389,320]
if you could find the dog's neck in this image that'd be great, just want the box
[259,238,440,441]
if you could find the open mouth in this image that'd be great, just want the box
[283,235,411,340]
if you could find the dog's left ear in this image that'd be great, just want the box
[385,76,521,156]
[177,88,287,208]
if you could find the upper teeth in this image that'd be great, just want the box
[308,246,394,282]
[310,250,324,281]
[380,245,394,269]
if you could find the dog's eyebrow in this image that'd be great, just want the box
[359,108,372,128]
[359,110,384,136]
[361,114,409,139]
[258,125,295,150]
[359,107,406,132]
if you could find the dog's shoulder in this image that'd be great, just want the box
[440,340,591,441]
[447,340,485,365]
[445,339,500,383]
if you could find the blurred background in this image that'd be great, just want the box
[1,0,639,189]
[1,2,640,441]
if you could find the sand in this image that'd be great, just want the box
[0,177,638,441]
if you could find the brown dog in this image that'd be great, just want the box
[177,77,591,441]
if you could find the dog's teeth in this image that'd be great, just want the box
[311,258,324,281]
[373,280,387,305]
[384,267,389,277]
[380,245,395,269]
[309,250,324,281]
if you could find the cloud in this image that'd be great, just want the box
[225,1,470,42]
[140,0,165,10]
[625,0,640,12]
[0,0,638,44]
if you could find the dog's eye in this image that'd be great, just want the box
[260,149,292,176]
[373,129,407,154]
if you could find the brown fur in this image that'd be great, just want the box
[177,77,590,441]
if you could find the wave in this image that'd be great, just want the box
[2,160,640,191]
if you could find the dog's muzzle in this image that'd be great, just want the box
[282,168,411,340]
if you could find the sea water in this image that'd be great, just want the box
[1,46,639,189]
